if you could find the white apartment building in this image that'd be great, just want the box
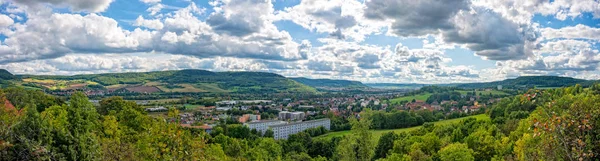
[278,111,305,121]
[271,118,330,140]
[243,120,286,134]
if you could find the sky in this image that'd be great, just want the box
[0,0,599,83]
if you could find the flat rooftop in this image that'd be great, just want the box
[269,118,330,128]
[244,120,286,125]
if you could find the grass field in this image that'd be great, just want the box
[390,93,432,104]
[106,84,127,89]
[194,83,229,93]
[456,90,508,95]
[182,104,206,110]
[316,114,490,141]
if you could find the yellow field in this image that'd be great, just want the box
[22,78,99,90]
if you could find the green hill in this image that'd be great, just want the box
[456,76,593,89]
[291,77,369,90]
[0,69,16,88]
[16,69,317,94]
[0,69,15,80]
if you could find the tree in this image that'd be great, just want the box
[335,117,374,161]
[284,152,312,161]
[66,92,102,160]
[256,138,282,160]
[286,132,312,154]
[463,128,499,160]
[438,143,474,161]
[374,132,397,159]
[407,148,431,161]
[98,96,140,115]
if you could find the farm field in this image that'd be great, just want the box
[389,93,432,104]
[194,83,229,93]
[316,114,490,141]
[125,86,162,93]
[157,83,207,93]
[132,98,182,105]
[22,78,99,90]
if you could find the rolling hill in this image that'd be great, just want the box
[456,76,593,89]
[4,68,598,94]
[291,77,370,91]
[0,69,16,88]
[14,69,317,94]
[0,69,15,80]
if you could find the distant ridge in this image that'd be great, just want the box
[456,76,592,88]
[365,83,427,89]
[291,77,369,90]
[3,68,598,92]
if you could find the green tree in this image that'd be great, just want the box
[463,128,499,160]
[335,117,374,161]
[438,143,474,161]
[263,128,274,137]
[374,132,397,159]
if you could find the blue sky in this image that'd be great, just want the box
[0,0,599,83]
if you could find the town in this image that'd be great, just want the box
[137,86,510,140]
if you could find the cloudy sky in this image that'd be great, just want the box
[0,0,599,83]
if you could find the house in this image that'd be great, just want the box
[431,102,441,111]
[405,100,431,111]
[238,114,261,123]
[278,111,305,121]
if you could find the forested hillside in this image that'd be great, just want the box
[291,77,369,90]
[1,84,599,160]
[15,69,316,93]
[457,76,592,89]
[0,69,15,80]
